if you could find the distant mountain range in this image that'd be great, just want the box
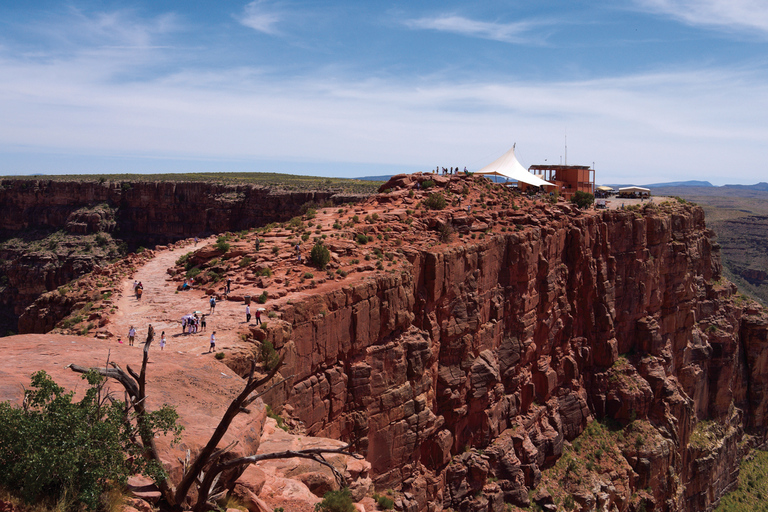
[605,180,714,189]
[602,181,768,191]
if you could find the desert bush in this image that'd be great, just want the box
[315,488,355,512]
[261,341,279,371]
[256,291,268,304]
[215,237,230,253]
[424,192,447,210]
[310,243,331,270]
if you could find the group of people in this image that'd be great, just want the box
[133,280,144,299]
[182,313,206,334]
[434,166,468,175]
[244,304,262,324]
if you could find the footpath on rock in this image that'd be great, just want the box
[109,237,250,357]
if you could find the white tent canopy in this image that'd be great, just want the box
[475,146,554,188]
[618,186,651,195]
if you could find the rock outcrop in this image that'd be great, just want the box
[243,185,768,512]
[0,178,366,335]
[7,174,768,512]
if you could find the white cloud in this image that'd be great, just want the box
[238,0,282,35]
[402,14,546,44]
[633,0,768,34]
[0,12,767,184]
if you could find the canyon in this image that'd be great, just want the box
[0,178,365,336]
[3,174,768,512]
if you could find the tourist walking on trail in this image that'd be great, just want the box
[245,304,251,323]
[209,331,216,353]
[201,314,207,331]
[160,331,166,350]
[255,308,262,326]
[209,296,216,314]
[226,278,232,294]
[128,326,136,346]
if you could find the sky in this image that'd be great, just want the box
[1,1,767,185]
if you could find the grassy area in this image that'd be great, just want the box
[1,172,384,194]
[715,449,768,511]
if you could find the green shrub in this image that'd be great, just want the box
[310,243,331,270]
[256,291,268,304]
[214,352,225,360]
[215,238,231,253]
[422,179,435,189]
[356,233,369,245]
[315,488,355,512]
[239,256,252,267]
[258,267,272,277]
[261,341,279,371]
[186,266,202,279]
[424,192,447,210]
[0,371,180,511]
[570,191,595,209]
[374,494,394,510]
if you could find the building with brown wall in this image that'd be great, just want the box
[528,164,595,200]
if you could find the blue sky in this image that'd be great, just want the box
[1,1,767,185]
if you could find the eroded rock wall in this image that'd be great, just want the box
[259,204,768,512]
[0,179,362,334]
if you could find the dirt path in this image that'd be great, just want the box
[110,239,250,357]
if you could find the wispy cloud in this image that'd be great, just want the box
[238,0,283,35]
[633,0,768,35]
[402,14,547,44]
[2,29,767,184]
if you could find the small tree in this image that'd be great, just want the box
[311,242,331,269]
[570,191,595,209]
[0,369,180,511]
[66,338,360,512]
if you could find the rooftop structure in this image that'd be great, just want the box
[528,164,595,200]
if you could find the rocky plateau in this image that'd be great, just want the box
[3,173,768,512]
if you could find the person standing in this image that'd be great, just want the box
[209,331,216,353]
[209,296,216,314]
[245,304,251,323]
[255,308,262,326]
[128,326,136,346]
[201,314,207,331]
[226,278,232,294]
[160,331,166,351]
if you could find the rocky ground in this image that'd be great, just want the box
[7,172,767,512]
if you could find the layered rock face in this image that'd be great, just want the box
[257,204,768,511]
[0,179,361,334]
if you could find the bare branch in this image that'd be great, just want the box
[241,375,293,409]
[175,354,285,505]
[67,364,140,399]
[193,445,358,512]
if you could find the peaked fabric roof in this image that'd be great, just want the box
[475,146,554,188]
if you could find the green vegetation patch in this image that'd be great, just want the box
[716,449,768,511]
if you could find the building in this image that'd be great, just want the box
[528,164,595,200]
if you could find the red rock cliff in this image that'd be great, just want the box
[0,179,364,334]
[257,202,768,512]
